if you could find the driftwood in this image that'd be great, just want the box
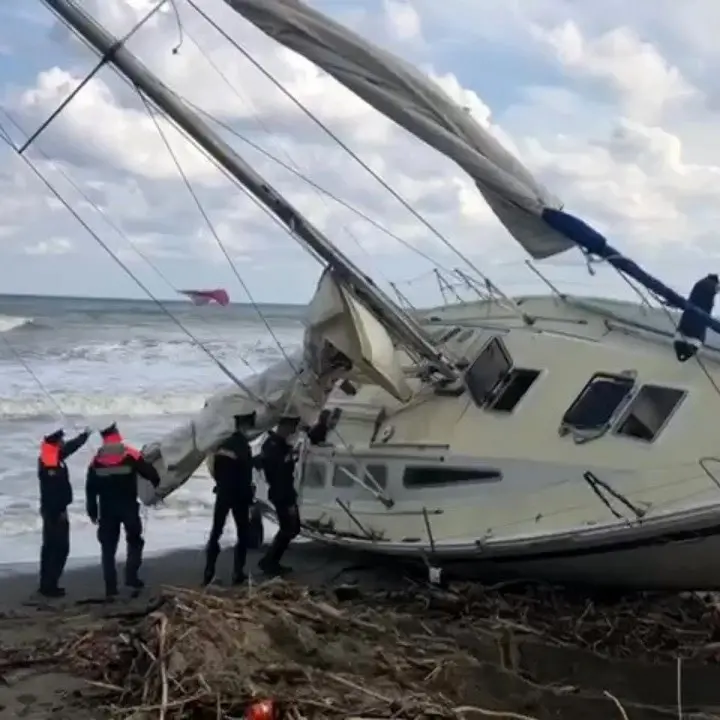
[4,579,720,718]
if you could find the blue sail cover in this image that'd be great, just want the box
[224,0,718,336]
[542,209,720,337]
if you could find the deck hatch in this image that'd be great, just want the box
[465,336,513,406]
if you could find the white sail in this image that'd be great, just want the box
[137,348,330,504]
[223,0,574,260]
[137,271,412,503]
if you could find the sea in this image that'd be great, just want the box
[0,294,306,568]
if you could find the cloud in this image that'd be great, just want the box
[1,0,720,303]
[24,237,73,256]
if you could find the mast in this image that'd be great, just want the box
[40,0,457,380]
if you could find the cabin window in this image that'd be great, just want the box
[488,369,541,412]
[615,385,686,442]
[562,373,634,431]
[403,466,502,488]
[364,464,388,489]
[466,336,513,407]
[303,461,326,488]
[332,462,357,488]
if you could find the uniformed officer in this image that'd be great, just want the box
[258,415,301,576]
[37,427,91,598]
[85,423,160,598]
[203,412,257,586]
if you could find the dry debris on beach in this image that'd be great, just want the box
[6,579,720,719]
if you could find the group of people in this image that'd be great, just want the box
[36,407,329,599]
[37,422,161,599]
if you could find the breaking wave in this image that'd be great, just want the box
[0,315,34,333]
[0,391,212,420]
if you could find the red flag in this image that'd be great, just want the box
[179,289,230,306]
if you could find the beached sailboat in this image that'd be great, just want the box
[38,0,720,589]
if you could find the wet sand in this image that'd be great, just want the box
[2,543,720,719]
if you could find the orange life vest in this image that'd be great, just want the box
[39,441,60,469]
[95,437,140,467]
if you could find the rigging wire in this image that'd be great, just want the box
[0,332,74,429]
[43,0,468,299]
[0,105,258,376]
[136,85,391,503]
[604,262,720,398]
[182,0,508,302]
[176,26,424,290]
[136,91,301,375]
[180,95,460,278]
[0,120,267,406]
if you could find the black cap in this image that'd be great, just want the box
[708,273,719,283]
[234,412,256,429]
[100,422,118,438]
[278,414,301,430]
[44,428,65,443]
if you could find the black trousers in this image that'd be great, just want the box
[204,495,251,579]
[262,502,300,567]
[97,508,144,593]
[39,512,69,591]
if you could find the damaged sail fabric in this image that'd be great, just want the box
[223,0,720,339]
[223,0,573,260]
[137,348,334,505]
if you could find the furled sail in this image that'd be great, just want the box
[224,0,720,340]
[223,0,573,260]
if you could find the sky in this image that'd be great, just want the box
[2,0,720,305]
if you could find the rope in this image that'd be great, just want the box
[0,106,259,377]
[183,0,508,308]
[0,119,267,406]
[0,332,74,429]
[136,92,302,377]
[172,40,457,280]
[136,85,393,506]
[178,29,399,290]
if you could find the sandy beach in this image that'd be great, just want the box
[3,542,720,719]
[0,543,404,719]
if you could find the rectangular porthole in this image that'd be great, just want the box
[615,385,686,442]
[562,373,635,432]
[487,368,541,412]
[403,466,502,488]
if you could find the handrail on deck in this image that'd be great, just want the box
[699,457,720,490]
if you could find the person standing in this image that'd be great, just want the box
[203,412,257,586]
[258,415,301,576]
[37,427,92,598]
[85,423,160,598]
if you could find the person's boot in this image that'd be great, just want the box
[202,547,219,587]
[38,586,65,599]
[231,543,248,585]
[101,549,118,601]
[125,577,145,591]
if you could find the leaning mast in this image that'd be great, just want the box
[39,0,458,380]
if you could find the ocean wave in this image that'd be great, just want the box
[0,315,35,333]
[0,391,213,420]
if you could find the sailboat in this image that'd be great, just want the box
[41,0,720,590]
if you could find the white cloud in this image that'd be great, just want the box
[25,237,73,256]
[2,0,720,303]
